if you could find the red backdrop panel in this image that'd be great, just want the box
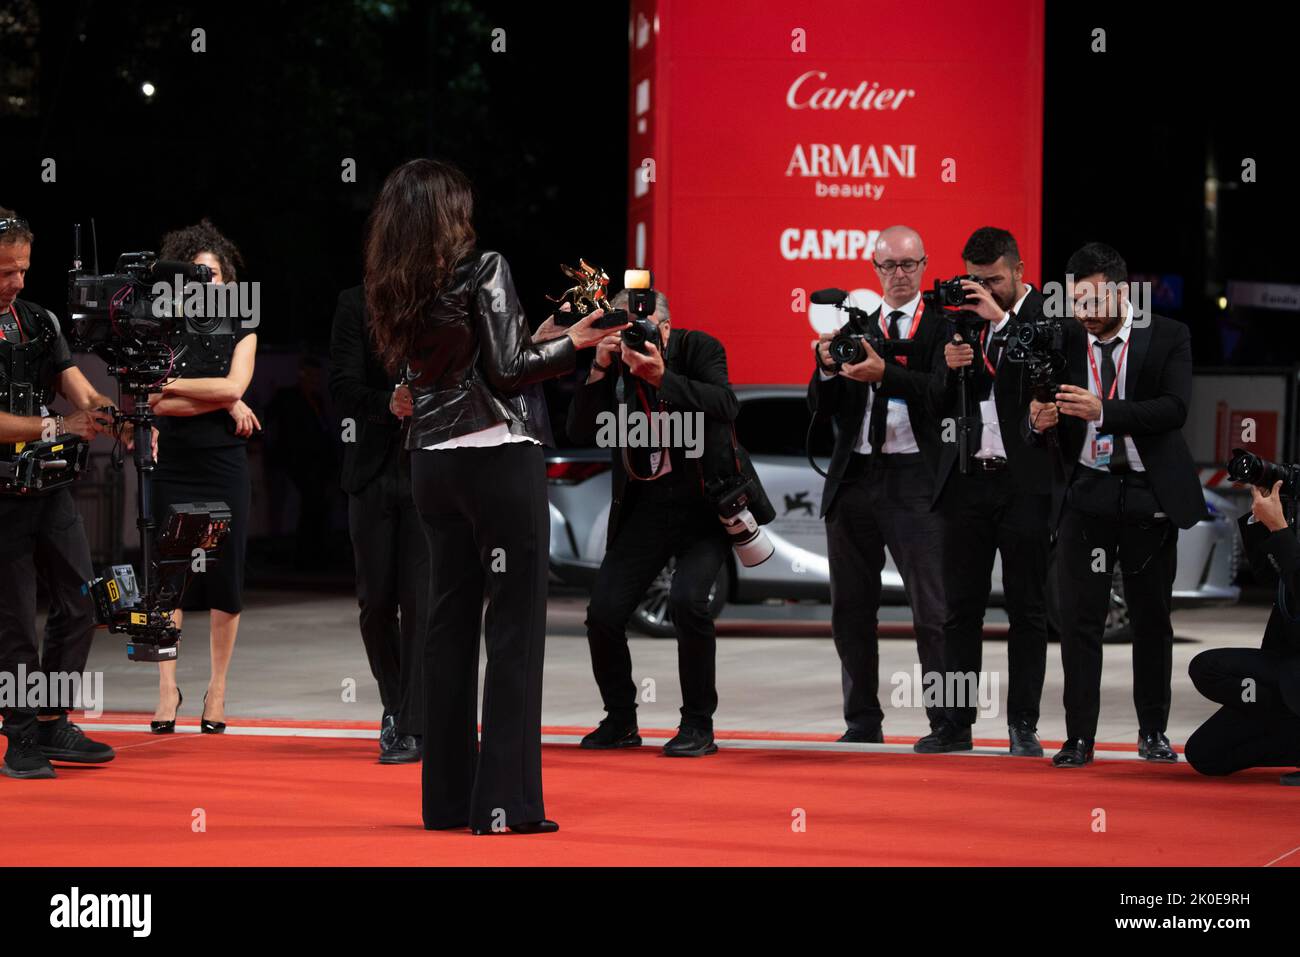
[627,0,1045,384]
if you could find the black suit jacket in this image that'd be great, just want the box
[1238,515,1300,716]
[566,328,739,547]
[1029,312,1206,530]
[806,300,947,518]
[328,285,402,495]
[932,287,1052,504]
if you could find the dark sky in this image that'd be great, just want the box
[2,0,1294,366]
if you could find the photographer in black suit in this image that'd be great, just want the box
[809,225,948,747]
[1028,242,1205,768]
[567,288,741,758]
[931,227,1051,756]
[1186,481,1300,784]
[329,285,427,763]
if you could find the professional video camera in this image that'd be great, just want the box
[65,224,232,661]
[67,228,237,391]
[1227,449,1300,499]
[810,288,917,366]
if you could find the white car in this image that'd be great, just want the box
[547,385,1242,638]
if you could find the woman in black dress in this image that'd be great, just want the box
[365,159,619,834]
[148,220,260,734]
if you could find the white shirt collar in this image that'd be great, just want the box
[994,283,1033,334]
[882,291,922,322]
[1088,300,1134,347]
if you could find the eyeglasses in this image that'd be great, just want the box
[873,256,926,275]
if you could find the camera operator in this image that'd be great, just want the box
[0,209,116,779]
[568,287,739,757]
[930,227,1051,756]
[1185,480,1300,783]
[809,225,948,747]
[1027,242,1204,768]
[329,284,427,763]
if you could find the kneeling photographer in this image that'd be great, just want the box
[1185,458,1300,785]
[567,283,766,757]
[0,209,116,779]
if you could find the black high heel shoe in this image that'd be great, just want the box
[200,692,226,735]
[472,819,559,836]
[150,688,183,734]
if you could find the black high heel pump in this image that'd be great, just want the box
[150,688,183,734]
[200,692,226,735]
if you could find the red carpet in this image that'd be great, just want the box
[3,727,1297,867]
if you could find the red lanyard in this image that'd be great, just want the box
[878,298,923,365]
[1086,335,1130,400]
[3,305,24,343]
[976,325,998,377]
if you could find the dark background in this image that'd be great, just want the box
[0,0,1295,577]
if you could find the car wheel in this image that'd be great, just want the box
[1103,570,1133,643]
[629,557,730,638]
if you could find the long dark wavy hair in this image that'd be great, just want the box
[365,159,477,373]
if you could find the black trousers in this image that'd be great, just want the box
[826,453,947,732]
[939,470,1049,729]
[1186,648,1300,774]
[0,490,96,737]
[346,449,428,736]
[585,478,730,731]
[411,441,550,831]
[1054,470,1178,742]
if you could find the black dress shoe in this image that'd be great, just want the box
[837,727,884,744]
[1008,719,1044,757]
[380,734,422,764]
[151,687,183,734]
[913,723,972,754]
[379,711,398,754]
[1280,771,1300,786]
[1137,730,1178,763]
[580,718,642,750]
[1,731,56,779]
[472,819,560,835]
[663,726,718,757]
[36,715,116,764]
[200,692,226,735]
[1052,738,1095,767]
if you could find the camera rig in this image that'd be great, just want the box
[922,276,991,475]
[67,223,235,661]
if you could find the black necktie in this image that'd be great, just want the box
[1096,338,1129,470]
[867,310,904,453]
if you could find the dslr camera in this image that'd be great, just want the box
[811,288,916,366]
[922,275,990,344]
[1227,449,1300,499]
[705,474,775,568]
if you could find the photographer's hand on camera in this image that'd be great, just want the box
[960,279,1006,323]
[586,332,622,384]
[1028,397,1058,431]
[1054,383,1102,422]
[945,336,975,370]
[62,408,110,440]
[621,338,665,387]
[1251,480,1289,532]
[838,341,886,383]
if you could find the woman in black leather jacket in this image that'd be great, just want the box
[365,159,619,835]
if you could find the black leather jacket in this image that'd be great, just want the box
[403,250,574,449]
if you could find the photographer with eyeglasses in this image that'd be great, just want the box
[809,225,948,747]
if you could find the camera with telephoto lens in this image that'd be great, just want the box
[1227,449,1300,498]
[705,474,775,568]
[811,288,917,366]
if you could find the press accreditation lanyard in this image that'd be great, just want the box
[1085,335,1130,400]
[877,298,923,367]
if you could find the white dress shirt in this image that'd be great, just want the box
[1078,301,1145,471]
[973,283,1033,461]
